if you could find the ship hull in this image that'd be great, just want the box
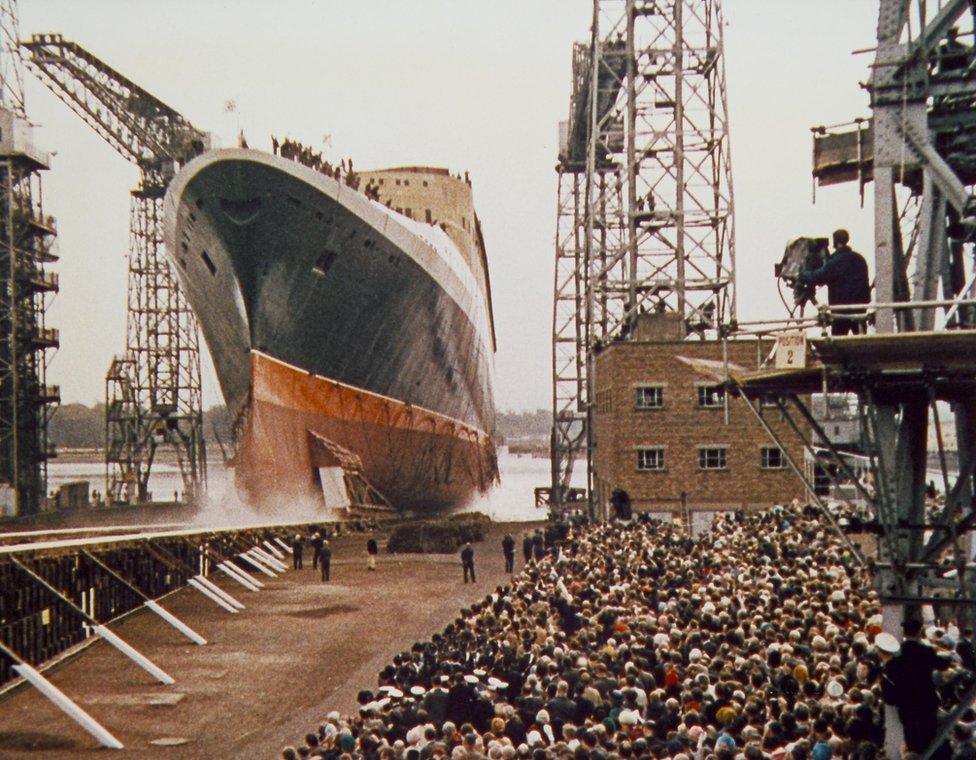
[243,351,494,510]
[163,150,497,511]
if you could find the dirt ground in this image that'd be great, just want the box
[0,522,539,758]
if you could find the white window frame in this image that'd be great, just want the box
[636,447,666,472]
[697,384,725,409]
[761,446,786,470]
[634,385,664,410]
[698,446,728,470]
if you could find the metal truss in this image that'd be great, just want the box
[23,35,208,504]
[0,520,311,749]
[21,35,206,194]
[551,167,589,507]
[866,0,976,625]
[585,0,735,338]
[724,3,976,756]
[105,196,205,503]
[0,2,59,516]
[549,0,736,513]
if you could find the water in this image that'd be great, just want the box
[46,449,566,524]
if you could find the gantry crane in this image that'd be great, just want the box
[549,0,735,515]
[22,34,208,505]
[0,3,59,516]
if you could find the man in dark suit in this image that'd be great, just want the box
[958,627,976,670]
[882,617,953,760]
[422,679,450,725]
[311,531,324,570]
[319,538,332,581]
[799,229,871,336]
[291,534,304,569]
[461,543,476,583]
[502,534,516,573]
[446,673,476,725]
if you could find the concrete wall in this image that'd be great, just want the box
[592,337,808,516]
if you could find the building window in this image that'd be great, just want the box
[425,209,433,223]
[405,208,413,219]
[378,178,385,185]
[698,447,727,470]
[423,180,428,187]
[761,447,786,469]
[697,385,725,408]
[635,385,663,409]
[637,448,665,471]
[396,179,401,186]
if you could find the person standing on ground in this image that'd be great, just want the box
[958,626,976,670]
[502,533,515,573]
[882,617,953,760]
[311,530,323,570]
[532,530,545,562]
[291,533,304,570]
[319,537,332,581]
[366,537,378,571]
[522,532,533,565]
[461,542,476,583]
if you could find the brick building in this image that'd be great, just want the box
[591,315,808,517]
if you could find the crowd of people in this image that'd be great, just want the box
[280,503,976,760]
[272,137,382,201]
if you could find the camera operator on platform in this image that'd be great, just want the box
[799,228,871,336]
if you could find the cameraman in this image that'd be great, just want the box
[799,229,870,336]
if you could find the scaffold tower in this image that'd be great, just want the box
[22,35,208,505]
[550,0,735,514]
[0,1,59,516]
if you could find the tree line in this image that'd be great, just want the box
[49,403,232,450]
[48,403,550,449]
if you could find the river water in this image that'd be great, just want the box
[46,449,574,524]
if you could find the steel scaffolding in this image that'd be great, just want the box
[689,2,976,757]
[549,0,735,514]
[0,1,58,517]
[23,35,208,505]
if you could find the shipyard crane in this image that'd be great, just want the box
[548,0,735,516]
[22,34,208,505]
[0,4,59,516]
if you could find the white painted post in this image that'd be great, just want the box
[274,537,294,554]
[12,662,124,749]
[262,540,285,560]
[187,577,239,613]
[247,550,279,575]
[221,561,264,588]
[143,600,207,645]
[252,546,287,572]
[218,562,261,592]
[193,575,245,610]
[91,625,174,685]
[883,603,905,760]
[239,552,277,578]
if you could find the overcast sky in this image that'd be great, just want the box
[19,0,880,412]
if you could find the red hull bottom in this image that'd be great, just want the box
[234,351,497,512]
